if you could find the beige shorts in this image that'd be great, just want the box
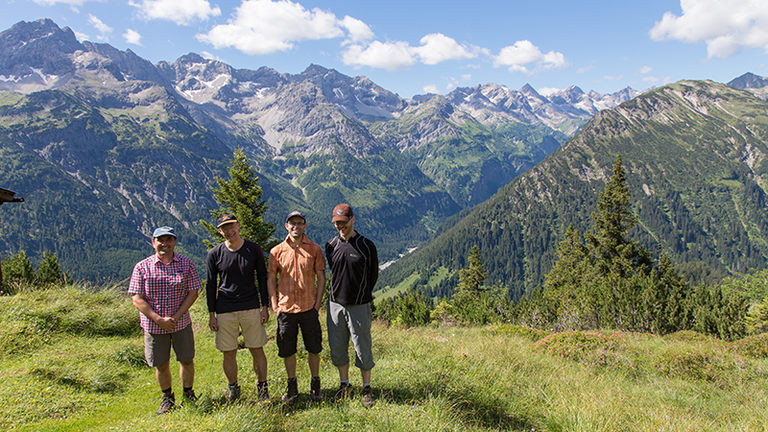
[215,309,268,352]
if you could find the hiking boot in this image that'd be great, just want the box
[183,388,198,403]
[309,376,323,402]
[257,381,270,402]
[281,378,299,404]
[227,383,241,401]
[331,382,351,403]
[156,393,175,415]
[361,385,375,408]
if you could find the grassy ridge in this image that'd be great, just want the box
[2,284,768,431]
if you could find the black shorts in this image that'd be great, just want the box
[276,308,323,358]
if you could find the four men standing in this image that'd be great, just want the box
[131,203,378,412]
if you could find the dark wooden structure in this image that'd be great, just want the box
[0,187,24,205]
[0,187,24,288]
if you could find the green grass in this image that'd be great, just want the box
[2,284,768,431]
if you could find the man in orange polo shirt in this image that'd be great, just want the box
[267,211,326,404]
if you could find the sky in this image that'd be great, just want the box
[3,0,768,98]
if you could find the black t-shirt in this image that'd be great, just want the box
[325,233,378,305]
[206,239,268,314]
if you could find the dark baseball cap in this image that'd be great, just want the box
[216,214,238,229]
[286,211,306,223]
[152,226,176,238]
[332,203,353,222]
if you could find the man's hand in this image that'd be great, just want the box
[156,316,176,332]
[209,314,218,332]
[260,307,269,324]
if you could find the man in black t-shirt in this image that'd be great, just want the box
[206,214,270,401]
[325,203,378,407]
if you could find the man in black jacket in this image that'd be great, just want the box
[206,214,270,401]
[325,203,378,407]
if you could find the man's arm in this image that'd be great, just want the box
[314,270,326,310]
[267,272,279,315]
[205,249,220,331]
[368,239,379,289]
[171,289,199,323]
[132,293,176,332]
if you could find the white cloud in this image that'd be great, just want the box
[649,0,768,59]
[603,75,624,81]
[123,29,142,45]
[538,87,561,96]
[642,76,659,83]
[461,74,473,81]
[340,16,374,44]
[88,14,112,41]
[343,33,479,71]
[342,41,416,72]
[129,0,221,26]
[577,63,596,74]
[494,40,567,74]
[74,30,89,41]
[197,0,346,55]
[423,84,439,94]
[639,66,653,74]
[31,0,96,5]
[411,33,477,65]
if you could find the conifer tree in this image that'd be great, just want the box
[201,147,276,249]
[585,155,652,277]
[457,245,486,293]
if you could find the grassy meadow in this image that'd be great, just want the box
[1,283,768,431]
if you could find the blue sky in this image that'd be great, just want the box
[3,0,767,98]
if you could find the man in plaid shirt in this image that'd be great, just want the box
[129,226,201,415]
[267,211,326,404]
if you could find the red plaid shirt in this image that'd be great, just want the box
[128,253,202,334]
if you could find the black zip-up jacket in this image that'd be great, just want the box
[325,233,378,305]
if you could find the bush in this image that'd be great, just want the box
[485,324,551,342]
[731,333,768,359]
[535,331,640,371]
[652,345,737,384]
[375,288,433,327]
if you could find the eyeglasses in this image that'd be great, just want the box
[287,221,305,226]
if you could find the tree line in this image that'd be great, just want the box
[375,156,765,341]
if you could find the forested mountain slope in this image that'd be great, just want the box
[378,80,768,300]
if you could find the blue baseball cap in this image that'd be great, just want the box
[286,211,306,223]
[152,226,176,238]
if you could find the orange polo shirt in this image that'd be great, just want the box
[268,233,326,313]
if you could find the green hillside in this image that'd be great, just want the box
[2,283,767,431]
[378,80,768,300]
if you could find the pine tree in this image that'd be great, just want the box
[457,245,486,293]
[585,155,652,278]
[201,147,276,249]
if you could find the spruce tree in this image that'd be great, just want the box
[201,147,276,249]
[457,245,486,293]
[585,155,652,278]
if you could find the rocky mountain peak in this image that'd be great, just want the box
[0,19,82,81]
[728,72,768,89]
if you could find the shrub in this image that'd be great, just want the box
[375,288,433,328]
[652,345,734,384]
[731,333,768,359]
[485,324,551,342]
[535,331,640,371]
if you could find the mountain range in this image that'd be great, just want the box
[379,78,768,300]
[0,18,642,281]
[2,18,766,295]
